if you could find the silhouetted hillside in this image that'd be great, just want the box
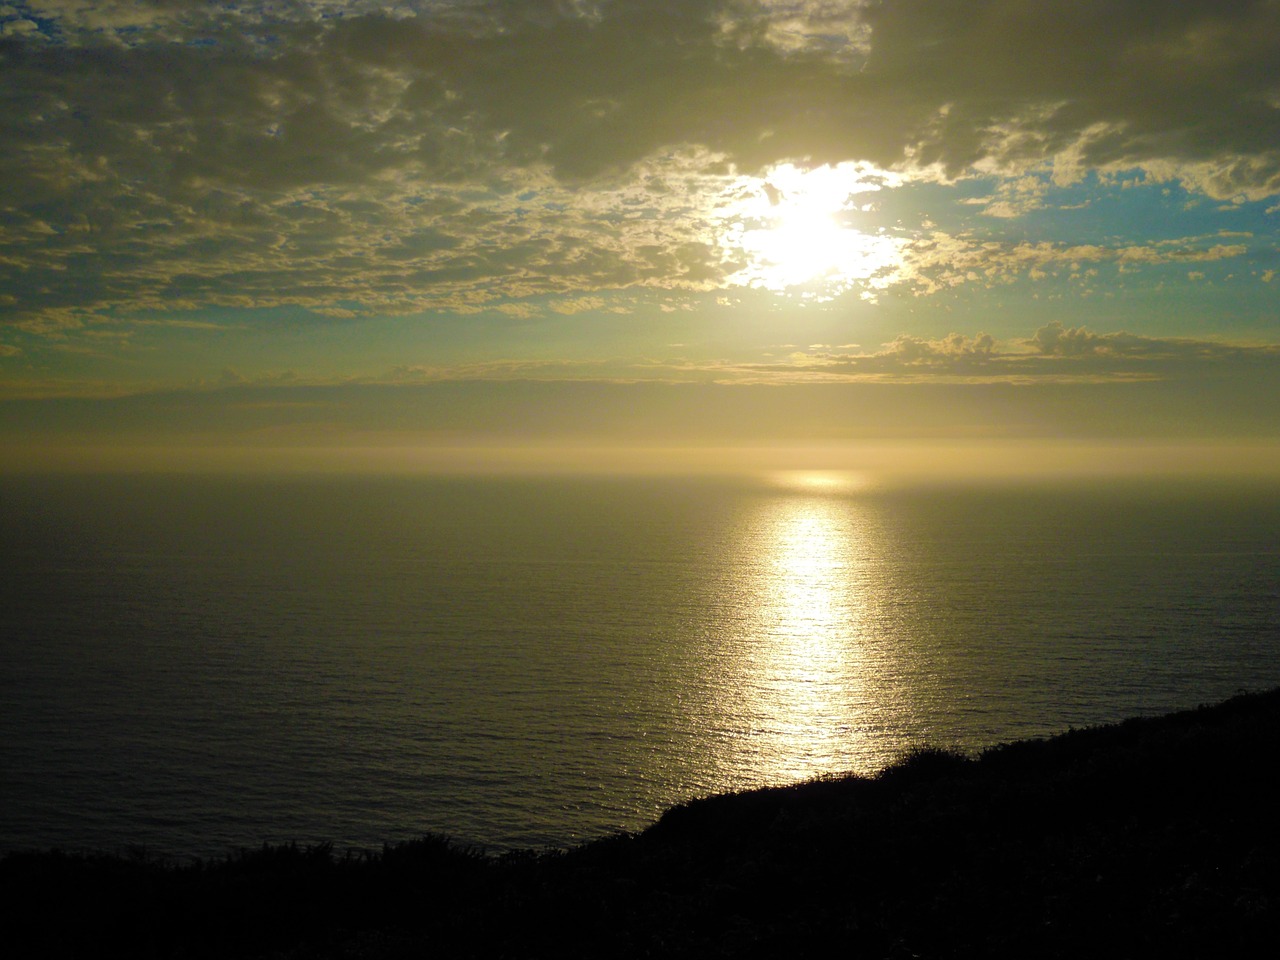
[6,688,1279,958]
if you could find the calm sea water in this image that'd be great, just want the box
[2,471,1278,858]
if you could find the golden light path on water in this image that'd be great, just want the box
[691,471,923,790]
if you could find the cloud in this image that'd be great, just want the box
[548,296,610,315]
[900,232,1251,294]
[9,2,1280,186]
[1,1,1278,333]
[5,360,1279,464]
[382,358,594,380]
[0,16,40,36]
[739,324,1280,384]
[884,331,995,362]
[1024,321,1273,364]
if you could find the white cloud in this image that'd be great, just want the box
[1,16,40,36]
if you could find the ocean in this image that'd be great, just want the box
[2,470,1277,858]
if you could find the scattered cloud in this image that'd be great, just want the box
[884,331,996,362]
[1,1,1278,335]
[898,231,1252,295]
[732,323,1280,384]
[548,296,610,315]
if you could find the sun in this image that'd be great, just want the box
[744,195,849,287]
[719,161,909,299]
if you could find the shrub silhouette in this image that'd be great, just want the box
[4,688,1280,958]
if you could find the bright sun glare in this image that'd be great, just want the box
[719,162,909,299]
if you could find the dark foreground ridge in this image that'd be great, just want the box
[6,689,1280,959]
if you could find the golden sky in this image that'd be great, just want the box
[2,2,1278,470]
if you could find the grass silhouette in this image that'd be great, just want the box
[5,688,1279,957]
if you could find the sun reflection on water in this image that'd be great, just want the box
[752,501,859,779]
[694,480,914,789]
[765,469,873,495]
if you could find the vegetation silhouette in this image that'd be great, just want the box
[5,688,1279,958]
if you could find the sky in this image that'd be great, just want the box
[2,0,1278,473]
